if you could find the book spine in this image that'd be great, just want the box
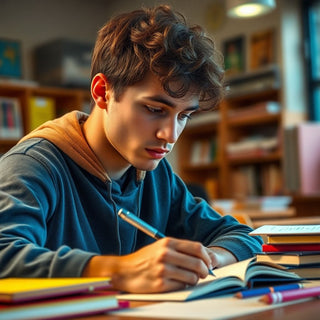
[267,235,320,244]
[262,244,320,252]
[0,97,23,139]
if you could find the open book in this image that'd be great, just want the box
[119,258,301,301]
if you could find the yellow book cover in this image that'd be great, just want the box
[28,96,55,131]
[266,235,320,244]
[0,278,111,303]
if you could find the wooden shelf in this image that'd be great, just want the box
[228,150,282,165]
[226,88,279,103]
[181,161,220,171]
[177,86,284,199]
[291,195,320,217]
[227,113,281,127]
[0,83,90,154]
[184,122,219,135]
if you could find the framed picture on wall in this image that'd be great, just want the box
[249,29,275,70]
[222,36,245,76]
[0,38,22,78]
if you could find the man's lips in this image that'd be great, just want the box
[146,148,169,159]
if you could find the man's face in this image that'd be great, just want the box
[104,73,199,172]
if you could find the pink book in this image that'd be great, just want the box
[284,123,320,195]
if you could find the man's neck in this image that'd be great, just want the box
[82,107,131,180]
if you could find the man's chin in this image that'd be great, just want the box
[136,159,161,171]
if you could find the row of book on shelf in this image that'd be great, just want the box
[227,100,280,119]
[0,97,23,139]
[0,95,91,142]
[231,163,283,198]
[227,100,280,160]
[226,135,279,159]
[0,96,55,140]
[190,138,218,165]
[188,100,280,126]
[189,122,320,196]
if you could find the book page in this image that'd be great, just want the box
[250,225,320,235]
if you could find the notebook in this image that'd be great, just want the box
[0,278,111,303]
[0,292,126,320]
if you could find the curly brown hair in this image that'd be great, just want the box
[91,5,225,110]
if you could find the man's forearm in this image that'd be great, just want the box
[207,246,238,268]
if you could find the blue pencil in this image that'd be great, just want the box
[235,283,303,299]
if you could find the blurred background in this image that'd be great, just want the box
[0,0,319,227]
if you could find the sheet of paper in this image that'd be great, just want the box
[250,225,320,235]
[112,295,310,320]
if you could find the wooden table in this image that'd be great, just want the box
[226,207,296,227]
[232,208,296,220]
[75,298,320,320]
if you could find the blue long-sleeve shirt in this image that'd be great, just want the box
[0,111,262,277]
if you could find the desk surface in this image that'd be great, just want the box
[232,207,296,219]
[75,298,320,320]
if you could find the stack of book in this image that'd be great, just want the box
[250,225,320,279]
[0,278,128,320]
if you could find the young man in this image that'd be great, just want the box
[0,5,262,293]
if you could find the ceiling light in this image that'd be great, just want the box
[227,0,276,18]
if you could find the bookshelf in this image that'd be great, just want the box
[177,111,222,200]
[177,69,285,200]
[0,83,91,154]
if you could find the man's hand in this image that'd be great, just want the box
[82,237,213,293]
[206,246,237,269]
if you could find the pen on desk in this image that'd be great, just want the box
[235,283,303,299]
[117,208,215,276]
[259,285,320,304]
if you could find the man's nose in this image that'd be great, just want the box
[156,117,180,144]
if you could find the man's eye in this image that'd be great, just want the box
[180,113,192,121]
[146,106,163,114]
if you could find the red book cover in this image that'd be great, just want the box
[262,243,320,252]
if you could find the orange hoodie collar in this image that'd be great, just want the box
[19,111,145,182]
[19,111,110,181]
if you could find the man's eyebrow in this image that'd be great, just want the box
[144,95,200,111]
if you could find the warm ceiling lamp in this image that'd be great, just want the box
[227,0,276,18]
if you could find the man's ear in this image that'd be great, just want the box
[91,73,110,109]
